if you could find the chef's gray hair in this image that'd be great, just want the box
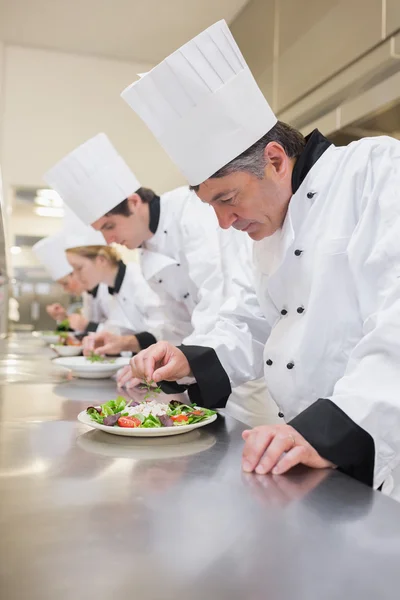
[191,121,305,190]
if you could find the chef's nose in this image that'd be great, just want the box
[213,206,237,230]
[103,231,115,244]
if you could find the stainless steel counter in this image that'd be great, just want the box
[1,334,400,599]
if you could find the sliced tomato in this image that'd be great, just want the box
[118,416,141,428]
[191,410,204,416]
[171,414,189,423]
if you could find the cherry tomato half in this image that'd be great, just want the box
[118,416,141,428]
[171,414,189,423]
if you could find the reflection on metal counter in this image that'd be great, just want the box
[1,334,400,600]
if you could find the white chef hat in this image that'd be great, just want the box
[121,20,277,186]
[32,233,73,281]
[43,133,141,225]
[61,205,107,248]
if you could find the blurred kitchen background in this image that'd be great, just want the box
[0,0,399,333]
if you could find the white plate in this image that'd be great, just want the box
[33,331,60,345]
[50,344,82,357]
[77,409,217,436]
[77,428,216,459]
[53,356,129,379]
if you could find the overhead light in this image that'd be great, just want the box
[36,189,63,206]
[10,246,22,255]
[34,206,64,218]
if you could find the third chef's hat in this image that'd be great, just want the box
[44,133,141,225]
[32,233,73,281]
[121,20,277,186]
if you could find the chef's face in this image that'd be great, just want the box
[92,195,149,249]
[195,142,294,241]
[66,253,103,290]
[58,272,86,295]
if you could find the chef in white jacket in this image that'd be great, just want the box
[64,241,164,350]
[32,231,110,333]
[43,133,276,427]
[122,19,400,494]
[62,206,111,333]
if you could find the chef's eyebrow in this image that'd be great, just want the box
[210,189,237,203]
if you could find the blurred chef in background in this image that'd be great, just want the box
[43,134,277,427]
[33,218,111,333]
[65,243,164,352]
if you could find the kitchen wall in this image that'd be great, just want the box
[0,39,10,334]
[0,44,186,246]
[231,0,400,125]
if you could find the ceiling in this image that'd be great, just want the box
[0,0,250,63]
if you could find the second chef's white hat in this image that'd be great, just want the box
[121,20,277,186]
[32,233,73,281]
[44,133,141,225]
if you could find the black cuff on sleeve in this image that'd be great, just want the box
[289,398,375,487]
[84,321,99,333]
[135,331,157,350]
[178,345,232,409]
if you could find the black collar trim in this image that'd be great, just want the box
[88,285,99,298]
[149,195,161,234]
[291,129,332,194]
[108,261,127,295]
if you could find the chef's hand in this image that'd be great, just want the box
[84,332,140,356]
[68,314,89,332]
[117,364,142,389]
[129,341,192,383]
[46,303,67,321]
[242,424,335,475]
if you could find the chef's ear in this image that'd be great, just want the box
[126,193,141,212]
[263,142,289,178]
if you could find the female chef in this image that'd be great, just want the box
[32,232,109,333]
[66,244,163,352]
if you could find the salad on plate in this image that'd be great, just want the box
[86,351,116,364]
[86,395,216,429]
[54,332,82,346]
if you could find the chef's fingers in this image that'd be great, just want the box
[271,446,307,475]
[242,429,251,440]
[82,334,97,356]
[140,355,157,382]
[152,358,180,382]
[117,365,132,386]
[126,377,141,389]
[254,433,297,475]
[137,343,170,382]
[129,352,149,381]
[242,427,274,473]
[94,342,114,356]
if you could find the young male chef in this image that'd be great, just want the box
[43,134,276,427]
[33,230,110,332]
[121,19,400,494]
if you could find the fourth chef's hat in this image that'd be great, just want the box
[43,133,141,225]
[121,19,277,186]
[32,233,73,281]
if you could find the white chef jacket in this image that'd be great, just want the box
[139,187,276,426]
[81,284,111,331]
[186,130,400,489]
[101,261,164,344]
